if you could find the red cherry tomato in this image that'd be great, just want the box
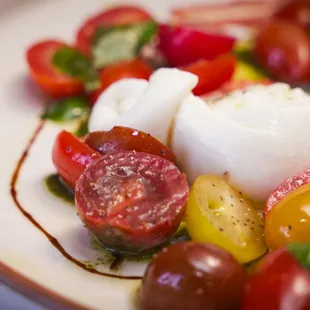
[241,246,310,310]
[274,0,310,30]
[76,6,152,55]
[181,54,236,96]
[254,20,310,83]
[84,126,176,163]
[52,130,100,188]
[26,40,84,98]
[158,24,235,67]
[89,59,153,105]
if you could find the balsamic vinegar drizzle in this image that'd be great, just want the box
[9,121,141,280]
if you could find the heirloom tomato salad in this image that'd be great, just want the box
[25,1,310,309]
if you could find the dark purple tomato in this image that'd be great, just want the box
[138,242,247,310]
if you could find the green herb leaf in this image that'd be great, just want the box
[288,243,310,270]
[74,119,89,137]
[41,97,90,122]
[92,21,158,69]
[52,47,93,80]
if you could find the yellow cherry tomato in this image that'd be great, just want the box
[186,175,267,263]
[265,184,310,250]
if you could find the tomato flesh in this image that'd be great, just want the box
[89,59,153,105]
[241,248,310,310]
[84,126,176,163]
[186,175,266,263]
[181,54,236,96]
[52,130,99,188]
[26,40,84,98]
[76,6,152,55]
[265,184,310,250]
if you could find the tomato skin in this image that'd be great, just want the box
[274,0,310,30]
[84,126,176,163]
[89,59,153,106]
[26,40,84,98]
[181,54,236,95]
[158,24,235,67]
[241,248,310,310]
[52,130,100,188]
[254,20,310,83]
[76,6,152,55]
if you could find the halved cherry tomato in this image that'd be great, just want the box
[181,54,236,96]
[76,6,152,55]
[241,245,310,310]
[158,24,235,67]
[254,20,310,83]
[26,40,85,98]
[264,169,310,250]
[84,126,176,162]
[89,59,153,105]
[186,175,266,264]
[52,130,100,188]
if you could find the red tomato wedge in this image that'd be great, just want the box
[84,126,176,163]
[26,40,85,98]
[181,54,237,96]
[76,6,153,55]
[89,59,153,105]
[52,130,100,188]
[158,24,235,67]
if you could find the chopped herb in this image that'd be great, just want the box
[74,118,89,137]
[92,21,158,68]
[288,243,310,270]
[41,96,89,122]
[52,46,92,80]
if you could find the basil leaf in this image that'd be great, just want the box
[288,243,310,270]
[84,67,101,92]
[41,97,89,122]
[52,47,93,80]
[74,119,89,137]
[92,21,158,68]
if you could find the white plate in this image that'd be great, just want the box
[0,0,279,309]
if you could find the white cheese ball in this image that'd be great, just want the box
[172,83,310,202]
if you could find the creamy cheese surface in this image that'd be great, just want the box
[88,68,198,144]
[172,83,310,201]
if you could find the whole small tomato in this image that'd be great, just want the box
[241,244,310,310]
[254,20,310,83]
[139,242,248,310]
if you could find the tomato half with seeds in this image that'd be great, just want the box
[264,169,310,250]
[181,54,236,96]
[89,59,153,105]
[84,126,176,162]
[241,244,310,310]
[75,150,189,253]
[52,130,100,188]
[186,175,266,263]
[26,40,84,98]
[76,6,153,55]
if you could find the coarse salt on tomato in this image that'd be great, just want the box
[75,150,189,253]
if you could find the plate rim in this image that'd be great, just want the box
[0,262,88,310]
